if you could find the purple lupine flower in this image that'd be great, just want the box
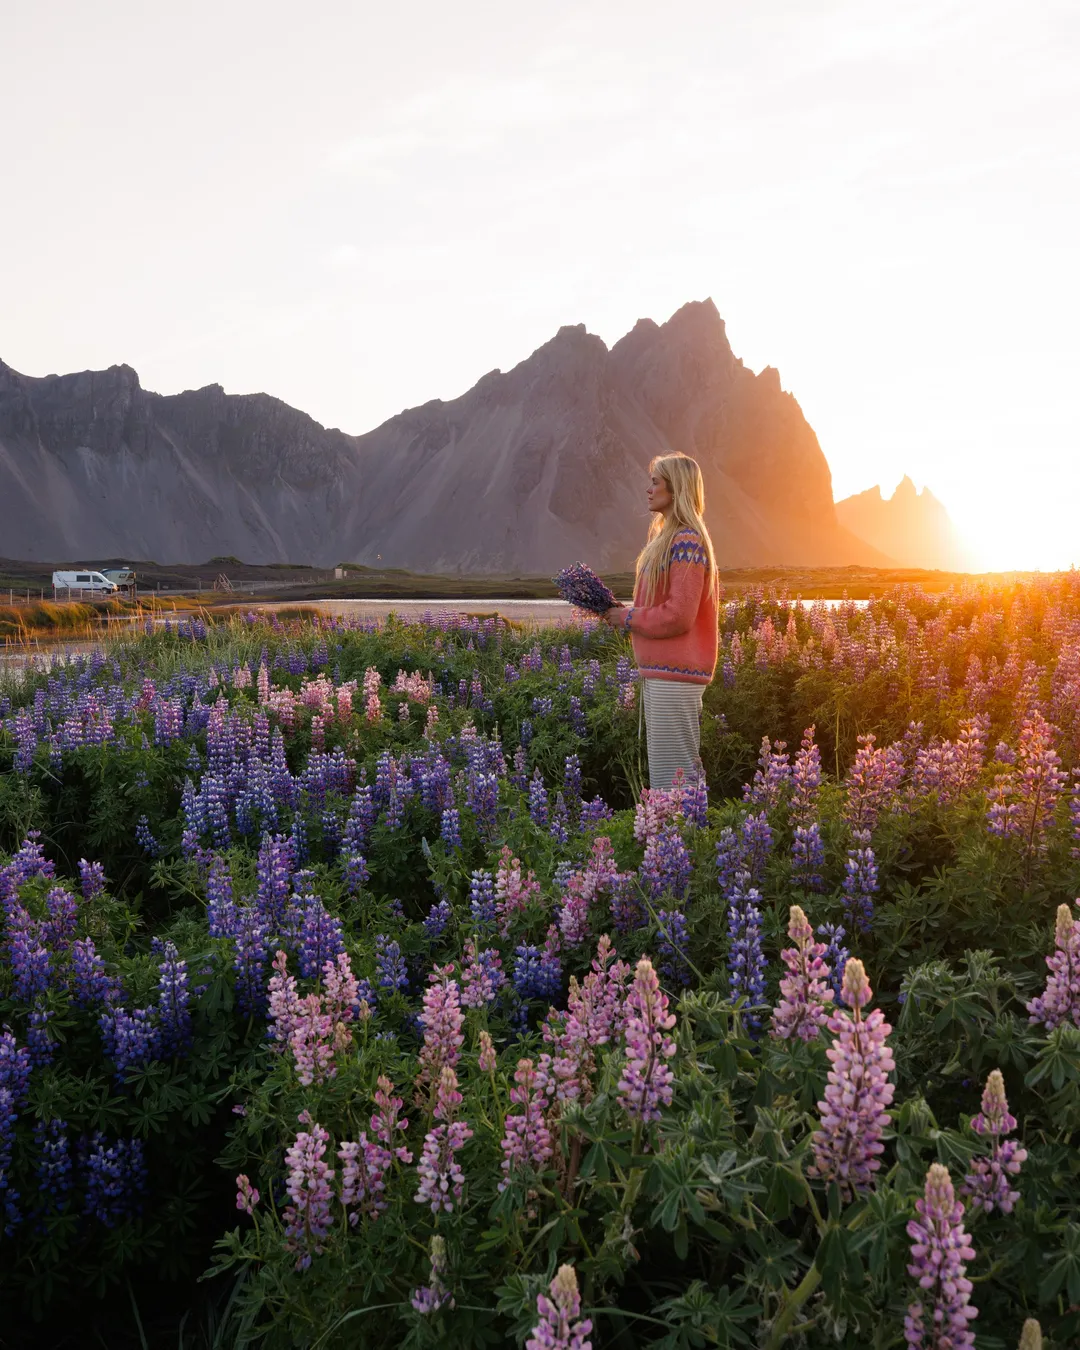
[78,859,107,902]
[440,806,462,849]
[374,934,409,994]
[34,1118,72,1216]
[817,924,850,1007]
[740,811,773,885]
[414,1067,473,1213]
[1027,903,1080,1030]
[844,733,905,835]
[134,814,163,858]
[255,833,293,931]
[770,905,834,1041]
[557,876,591,947]
[640,822,691,902]
[842,833,878,931]
[8,906,51,1002]
[297,897,344,980]
[156,941,192,1056]
[809,959,895,1199]
[727,878,766,1032]
[206,852,236,939]
[551,562,616,614]
[655,909,691,987]
[82,1133,146,1227]
[581,796,614,826]
[513,941,562,1002]
[498,1057,553,1190]
[715,826,744,896]
[549,792,570,845]
[468,869,496,926]
[526,1264,593,1350]
[961,1069,1027,1215]
[27,1003,56,1067]
[342,851,369,894]
[610,873,647,933]
[680,766,709,829]
[282,1118,335,1270]
[98,1005,157,1076]
[41,886,77,952]
[617,957,676,1124]
[528,769,550,828]
[233,904,270,1015]
[743,735,792,809]
[563,754,582,809]
[903,1163,978,1349]
[423,899,452,940]
[71,937,117,1007]
[791,822,825,890]
[790,726,822,825]
[417,966,464,1089]
[411,1234,454,1314]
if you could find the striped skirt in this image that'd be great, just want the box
[640,678,705,790]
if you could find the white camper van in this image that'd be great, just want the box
[52,570,120,595]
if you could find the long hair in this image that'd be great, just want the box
[635,453,717,605]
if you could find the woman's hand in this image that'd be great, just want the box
[601,602,626,628]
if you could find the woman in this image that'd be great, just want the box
[602,454,719,789]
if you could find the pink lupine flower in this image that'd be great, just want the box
[283,1120,335,1270]
[809,958,895,1199]
[986,711,1068,856]
[460,939,506,1008]
[1027,902,1080,1030]
[499,1058,553,1190]
[417,964,464,1090]
[235,1173,259,1214]
[288,995,336,1087]
[267,949,303,1048]
[256,663,271,703]
[337,1134,391,1223]
[414,1067,473,1213]
[411,1234,454,1314]
[495,846,541,936]
[335,681,355,724]
[371,1075,413,1163]
[424,704,439,738]
[770,905,834,1042]
[558,875,591,946]
[526,1264,593,1350]
[961,1069,1026,1214]
[903,1163,978,1349]
[477,1029,497,1074]
[616,958,676,1125]
[633,787,683,843]
[321,951,359,1025]
[362,666,382,722]
[310,712,326,749]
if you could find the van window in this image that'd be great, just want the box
[76,574,91,582]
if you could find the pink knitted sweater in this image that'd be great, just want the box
[621,528,718,685]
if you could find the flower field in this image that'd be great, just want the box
[3,578,1080,1348]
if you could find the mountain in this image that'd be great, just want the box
[0,299,888,573]
[835,476,972,570]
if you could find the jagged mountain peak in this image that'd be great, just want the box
[0,302,887,571]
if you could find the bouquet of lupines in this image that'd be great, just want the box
[551,561,618,614]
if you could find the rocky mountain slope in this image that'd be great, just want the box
[0,299,887,572]
[836,476,972,571]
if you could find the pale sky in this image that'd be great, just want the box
[2,0,1077,569]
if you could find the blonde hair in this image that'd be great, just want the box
[635,453,717,605]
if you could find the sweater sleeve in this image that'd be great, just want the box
[626,532,707,639]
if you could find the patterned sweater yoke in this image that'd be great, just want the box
[624,528,719,685]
